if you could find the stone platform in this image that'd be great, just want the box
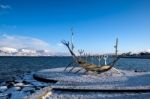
[33,67,150,92]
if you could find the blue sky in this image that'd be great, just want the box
[0,0,150,53]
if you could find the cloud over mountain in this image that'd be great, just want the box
[0,34,52,50]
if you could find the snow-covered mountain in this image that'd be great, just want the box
[0,47,18,53]
[144,49,150,53]
[0,47,57,56]
[15,49,37,56]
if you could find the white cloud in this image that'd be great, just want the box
[0,4,11,9]
[57,43,64,47]
[0,4,12,15]
[0,34,52,50]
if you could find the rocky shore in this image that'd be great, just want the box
[0,72,53,99]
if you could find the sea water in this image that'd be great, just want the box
[0,56,150,81]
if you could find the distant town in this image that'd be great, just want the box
[121,50,150,59]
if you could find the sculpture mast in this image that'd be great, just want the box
[70,27,74,51]
[114,38,118,56]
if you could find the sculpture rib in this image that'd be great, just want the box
[61,40,117,74]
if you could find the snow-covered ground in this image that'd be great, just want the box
[0,67,150,99]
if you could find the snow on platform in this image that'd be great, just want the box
[48,91,150,99]
[34,67,150,91]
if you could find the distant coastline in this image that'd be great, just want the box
[120,52,150,59]
[121,56,150,59]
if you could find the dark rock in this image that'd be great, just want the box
[22,80,30,84]
[29,89,35,94]
[6,93,12,99]
[34,87,41,90]
[7,82,15,88]
[134,70,138,72]
[134,70,145,72]
[26,71,31,74]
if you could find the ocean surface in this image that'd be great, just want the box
[0,56,150,82]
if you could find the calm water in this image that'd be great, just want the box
[0,56,150,81]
